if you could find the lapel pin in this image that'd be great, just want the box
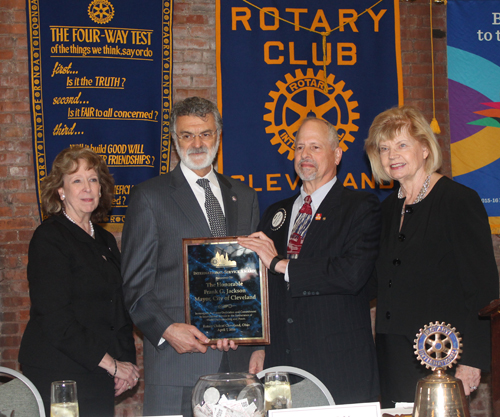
[315,213,322,220]
[232,196,237,201]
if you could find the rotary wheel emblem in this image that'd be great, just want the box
[88,0,115,24]
[414,322,463,370]
[263,68,360,160]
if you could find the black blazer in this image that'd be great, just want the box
[375,176,499,370]
[19,215,136,374]
[259,180,381,404]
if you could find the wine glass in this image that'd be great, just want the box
[264,372,292,411]
[50,380,79,417]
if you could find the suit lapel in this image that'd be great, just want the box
[216,173,237,236]
[53,216,121,276]
[170,165,212,237]
[267,195,297,254]
[54,215,93,243]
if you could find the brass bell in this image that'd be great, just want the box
[412,322,469,417]
[413,368,470,417]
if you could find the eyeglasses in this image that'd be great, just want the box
[175,131,217,142]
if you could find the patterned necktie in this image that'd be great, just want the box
[196,178,227,237]
[287,195,313,259]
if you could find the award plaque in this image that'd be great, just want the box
[183,237,270,345]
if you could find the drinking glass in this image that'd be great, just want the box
[264,372,292,411]
[50,380,79,417]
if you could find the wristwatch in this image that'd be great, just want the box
[269,254,285,274]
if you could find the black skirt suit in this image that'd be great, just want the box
[375,176,499,406]
[19,215,136,417]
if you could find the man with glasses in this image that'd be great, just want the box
[121,97,264,416]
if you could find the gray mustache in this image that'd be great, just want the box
[298,158,318,168]
[187,146,209,155]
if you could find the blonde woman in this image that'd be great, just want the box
[365,106,498,407]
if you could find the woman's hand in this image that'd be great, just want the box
[99,353,140,396]
[114,377,130,397]
[115,359,140,389]
[455,364,481,396]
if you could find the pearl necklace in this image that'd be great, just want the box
[63,209,95,238]
[399,175,431,215]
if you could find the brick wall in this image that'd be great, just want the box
[0,1,499,416]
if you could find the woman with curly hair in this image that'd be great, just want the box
[19,146,139,417]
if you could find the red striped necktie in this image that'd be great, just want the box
[287,195,313,259]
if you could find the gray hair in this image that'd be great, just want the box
[171,97,222,138]
[296,117,339,149]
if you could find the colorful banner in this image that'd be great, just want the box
[447,0,500,233]
[26,0,172,230]
[217,0,402,212]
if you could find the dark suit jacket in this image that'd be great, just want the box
[19,215,136,373]
[121,165,260,390]
[375,176,499,370]
[259,180,381,404]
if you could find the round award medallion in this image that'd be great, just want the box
[413,321,463,370]
[270,209,286,231]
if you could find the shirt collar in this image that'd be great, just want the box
[180,161,220,189]
[300,176,337,208]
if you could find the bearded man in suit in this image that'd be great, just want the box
[121,97,264,416]
[239,117,380,404]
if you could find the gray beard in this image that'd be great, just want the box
[296,158,318,181]
[298,171,317,181]
[177,139,220,171]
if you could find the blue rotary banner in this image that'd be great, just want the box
[447,0,500,233]
[217,0,402,212]
[26,0,172,230]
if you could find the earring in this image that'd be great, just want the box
[99,192,101,197]
[61,194,65,200]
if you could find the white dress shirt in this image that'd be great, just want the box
[180,161,226,220]
[159,162,225,345]
[284,176,337,281]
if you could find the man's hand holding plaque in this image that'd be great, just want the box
[162,323,240,354]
